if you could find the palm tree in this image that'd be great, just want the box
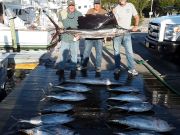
[129,0,150,17]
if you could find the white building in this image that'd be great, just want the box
[75,0,93,15]
[60,0,94,15]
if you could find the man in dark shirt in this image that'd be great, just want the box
[81,0,107,77]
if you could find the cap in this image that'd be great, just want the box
[67,0,75,6]
[94,0,101,4]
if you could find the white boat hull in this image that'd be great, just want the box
[0,28,57,49]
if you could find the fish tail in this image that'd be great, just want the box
[40,97,46,102]
[41,88,46,95]
[48,82,53,91]
[10,115,18,121]
[8,122,19,131]
[107,97,112,100]
[54,85,63,89]
[113,132,124,135]
[109,119,119,123]
[8,115,20,131]
[40,89,47,101]
[107,105,113,110]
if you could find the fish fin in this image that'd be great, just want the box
[38,112,42,115]
[106,86,112,90]
[108,119,119,123]
[113,132,121,135]
[48,82,53,87]
[142,101,149,103]
[48,82,53,91]
[40,97,46,102]
[124,127,132,130]
[54,85,63,89]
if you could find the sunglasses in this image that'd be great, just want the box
[69,4,75,6]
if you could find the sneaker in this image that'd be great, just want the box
[114,68,120,74]
[128,69,138,76]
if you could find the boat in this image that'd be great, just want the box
[0,0,59,51]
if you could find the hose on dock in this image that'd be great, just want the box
[135,59,180,96]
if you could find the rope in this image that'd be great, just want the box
[135,59,180,96]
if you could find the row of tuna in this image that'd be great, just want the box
[17,78,108,134]
[14,82,92,134]
[15,77,174,135]
[107,84,174,134]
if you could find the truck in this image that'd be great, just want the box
[145,15,180,55]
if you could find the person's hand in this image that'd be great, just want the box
[57,29,64,34]
[73,34,80,41]
[132,26,138,32]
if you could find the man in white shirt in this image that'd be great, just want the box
[113,0,139,77]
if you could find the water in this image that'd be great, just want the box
[0,69,31,102]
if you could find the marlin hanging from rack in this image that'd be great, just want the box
[43,10,146,39]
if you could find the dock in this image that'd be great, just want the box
[0,53,8,89]
[0,34,180,134]
[0,65,180,134]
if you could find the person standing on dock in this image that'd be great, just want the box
[81,0,107,78]
[113,0,139,77]
[56,0,82,81]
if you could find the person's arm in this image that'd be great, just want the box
[132,14,139,31]
[131,3,139,32]
[112,8,119,23]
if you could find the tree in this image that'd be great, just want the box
[101,0,118,11]
[129,0,150,17]
[159,0,175,7]
[174,0,180,13]
[174,0,180,7]
[159,0,176,15]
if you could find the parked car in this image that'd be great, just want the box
[145,15,180,55]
